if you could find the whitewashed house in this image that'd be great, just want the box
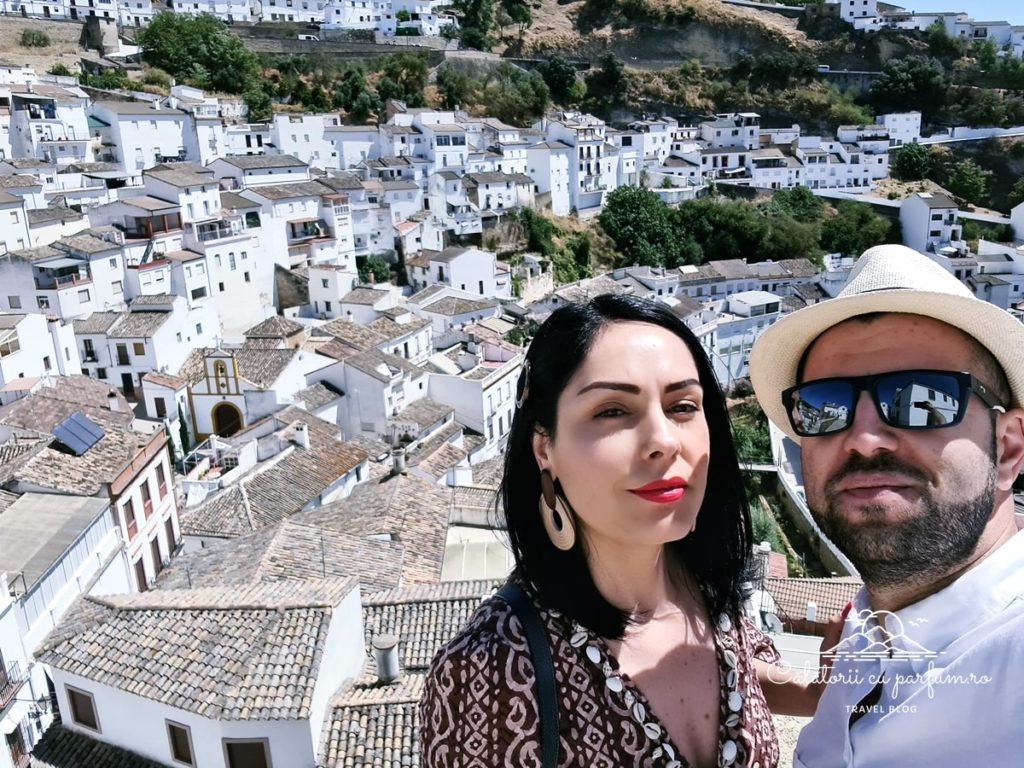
[0,311,80,386]
[0,493,131,767]
[37,578,363,768]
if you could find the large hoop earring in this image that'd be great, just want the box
[539,469,576,551]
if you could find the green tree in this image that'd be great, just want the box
[243,84,272,122]
[19,29,50,47]
[331,64,370,112]
[536,55,578,104]
[1008,177,1024,210]
[821,201,894,256]
[585,53,626,107]
[479,63,549,126]
[348,90,380,122]
[598,186,673,266]
[137,13,258,94]
[926,20,961,60]
[376,53,429,107]
[48,63,73,76]
[760,215,821,263]
[868,55,948,118]
[436,63,472,110]
[945,159,991,205]
[454,0,493,49]
[890,142,932,181]
[359,255,391,283]
[766,186,824,220]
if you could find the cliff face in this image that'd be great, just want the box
[515,0,818,66]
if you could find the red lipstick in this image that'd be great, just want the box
[630,477,687,504]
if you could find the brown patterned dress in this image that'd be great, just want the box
[421,587,780,768]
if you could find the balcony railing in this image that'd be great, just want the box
[195,222,243,242]
[0,660,25,711]
[34,273,92,290]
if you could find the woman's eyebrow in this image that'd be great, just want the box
[576,379,701,396]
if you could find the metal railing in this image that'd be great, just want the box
[0,660,25,711]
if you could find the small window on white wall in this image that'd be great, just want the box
[224,739,271,768]
[167,721,195,766]
[67,686,100,731]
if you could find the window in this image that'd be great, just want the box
[321,278,329,288]
[78,288,90,303]
[124,497,139,539]
[229,253,237,271]
[167,721,194,766]
[224,739,271,768]
[7,296,20,309]
[154,397,167,419]
[67,686,100,731]
[37,296,50,310]
[156,463,168,498]
[97,367,107,379]
[43,355,51,371]
[244,272,251,283]
[109,257,117,268]
[112,279,122,294]
[133,342,145,356]
[195,323,203,335]
[191,286,207,300]
[325,301,332,312]
[219,282,225,293]
[176,332,183,343]
[141,481,153,518]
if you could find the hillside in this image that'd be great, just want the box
[0,18,87,74]
[506,0,819,67]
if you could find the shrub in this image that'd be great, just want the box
[19,29,51,48]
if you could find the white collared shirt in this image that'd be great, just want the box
[794,529,1024,768]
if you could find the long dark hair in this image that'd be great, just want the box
[501,294,751,639]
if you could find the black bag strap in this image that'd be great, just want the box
[496,582,559,768]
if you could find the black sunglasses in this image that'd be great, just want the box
[782,369,1006,437]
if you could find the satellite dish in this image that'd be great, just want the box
[764,613,784,634]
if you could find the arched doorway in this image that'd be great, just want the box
[212,402,242,437]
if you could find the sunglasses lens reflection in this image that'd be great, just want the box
[789,372,964,435]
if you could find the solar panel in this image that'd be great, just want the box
[51,411,105,456]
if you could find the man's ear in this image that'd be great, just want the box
[994,408,1024,491]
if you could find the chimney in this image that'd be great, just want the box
[293,422,310,450]
[805,601,818,623]
[372,634,401,684]
[392,447,406,474]
[107,389,120,412]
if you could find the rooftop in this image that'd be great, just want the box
[220,153,307,170]
[38,578,356,721]
[0,493,109,594]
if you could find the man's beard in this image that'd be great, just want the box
[812,453,997,588]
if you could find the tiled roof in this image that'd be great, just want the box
[341,286,390,306]
[107,310,170,339]
[0,376,132,434]
[778,258,819,278]
[31,722,165,768]
[222,153,307,169]
[0,488,19,514]
[27,205,83,225]
[129,294,176,307]
[38,578,355,721]
[292,381,343,410]
[159,517,404,595]
[551,274,630,304]
[12,429,150,496]
[0,174,41,189]
[363,579,497,669]
[298,473,452,585]
[141,371,187,390]
[179,410,368,539]
[419,296,496,317]
[144,168,212,188]
[177,347,300,389]
[244,314,305,338]
[392,398,452,429]
[57,230,120,255]
[320,678,422,768]
[345,350,423,383]
[322,315,429,353]
[244,180,330,200]
[71,311,121,335]
[5,244,63,263]
[763,577,862,624]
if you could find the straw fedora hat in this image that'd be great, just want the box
[750,243,1024,442]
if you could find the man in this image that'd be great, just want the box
[750,244,1024,767]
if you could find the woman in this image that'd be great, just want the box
[421,295,818,768]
